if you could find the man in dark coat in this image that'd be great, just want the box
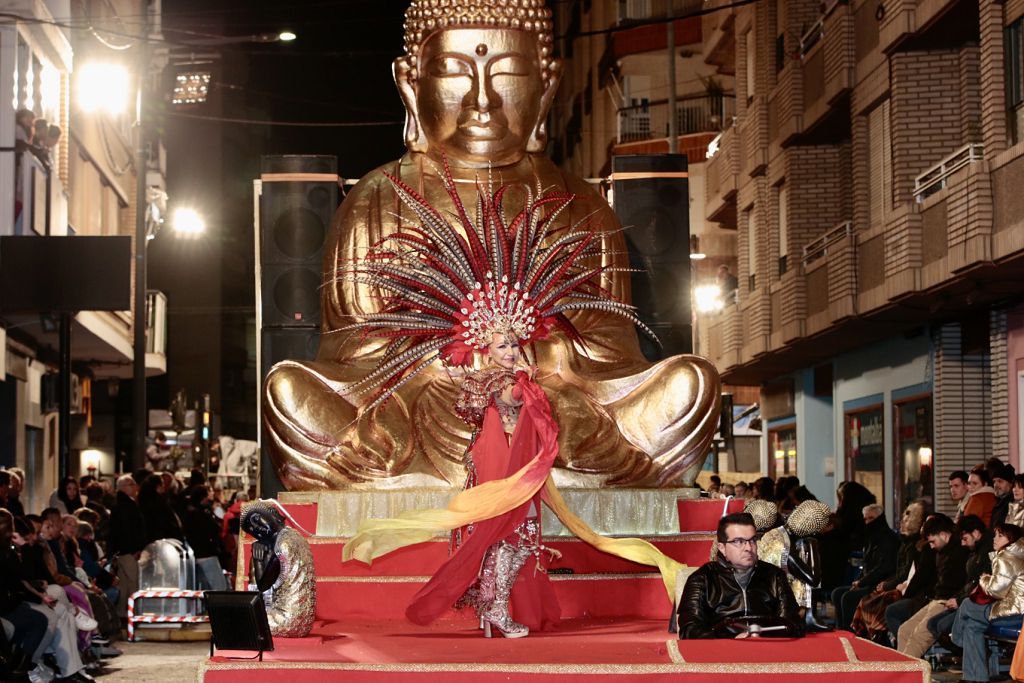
[832,503,900,630]
[894,514,969,657]
[677,512,803,639]
[108,475,147,618]
[991,464,1015,529]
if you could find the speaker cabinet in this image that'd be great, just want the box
[259,326,319,382]
[257,155,339,328]
[611,155,692,358]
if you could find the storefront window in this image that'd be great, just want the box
[846,406,884,504]
[769,424,797,479]
[894,396,933,515]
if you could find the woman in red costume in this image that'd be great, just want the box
[341,162,684,637]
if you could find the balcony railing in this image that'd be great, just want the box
[618,0,704,23]
[13,151,68,237]
[799,0,845,56]
[617,93,736,143]
[913,143,984,202]
[802,220,852,265]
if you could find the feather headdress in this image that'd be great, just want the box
[336,159,655,410]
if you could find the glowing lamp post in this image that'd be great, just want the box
[171,208,206,237]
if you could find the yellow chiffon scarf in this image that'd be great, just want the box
[342,463,685,601]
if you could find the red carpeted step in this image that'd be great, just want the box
[240,535,714,578]
[275,503,318,535]
[676,498,745,533]
[312,573,673,622]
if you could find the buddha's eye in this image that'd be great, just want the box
[429,56,473,77]
[489,55,532,77]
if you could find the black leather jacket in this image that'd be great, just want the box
[677,557,803,639]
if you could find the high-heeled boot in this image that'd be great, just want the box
[480,542,531,638]
[455,544,499,629]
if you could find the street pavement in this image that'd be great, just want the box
[95,640,208,682]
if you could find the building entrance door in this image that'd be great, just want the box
[846,404,884,504]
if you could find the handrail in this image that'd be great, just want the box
[617,92,737,113]
[912,143,984,202]
[799,0,844,57]
[802,221,852,265]
[617,94,736,143]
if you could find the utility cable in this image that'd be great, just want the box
[165,111,402,127]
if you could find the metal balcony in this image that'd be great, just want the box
[616,94,735,144]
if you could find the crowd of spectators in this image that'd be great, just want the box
[0,467,250,682]
[707,458,1024,682]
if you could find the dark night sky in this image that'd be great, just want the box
[149,0,411,437]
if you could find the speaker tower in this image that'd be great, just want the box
[256,155,339,496]
[611,154,692,358]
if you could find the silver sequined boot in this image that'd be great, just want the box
[480,541,531,638]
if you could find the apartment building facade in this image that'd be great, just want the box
[683,0,1024,515]
[549,0,740,317]
[0,0,168,510]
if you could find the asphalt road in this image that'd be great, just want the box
[93,640,208,683]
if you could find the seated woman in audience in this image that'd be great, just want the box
[1006,475,1024,527]
[952,523,1024,683]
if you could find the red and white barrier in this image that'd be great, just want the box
[127,589,208,641]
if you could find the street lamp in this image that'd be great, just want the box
[75,63,131,115]
[75,54,154,473]
[278,31,297,42]
[172,208,206,236]
[694,284,724,314]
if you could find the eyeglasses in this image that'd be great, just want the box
[723,537,757,548]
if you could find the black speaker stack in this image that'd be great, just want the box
[256,155,339,495]
[611,154,693,358]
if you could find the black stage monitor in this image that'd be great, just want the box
[0,236,131,312]
[206,591,275,659]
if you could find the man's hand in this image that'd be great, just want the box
[876,581,885,591]
[851,580,860,588]
[944,598,958,610]
[42,595,56,607]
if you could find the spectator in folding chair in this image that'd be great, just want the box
[952,523,1024,683]
[895,514,967,658]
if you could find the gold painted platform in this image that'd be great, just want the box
[279,486,700,537]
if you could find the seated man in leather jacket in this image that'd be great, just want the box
[678,512,804,639]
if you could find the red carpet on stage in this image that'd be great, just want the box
[202,497,929,682]
[201,621,929,682]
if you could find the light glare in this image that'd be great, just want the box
[76,63,131,114]
[694,284,724,314]
[278,31,297,42]
[172,208,206,236]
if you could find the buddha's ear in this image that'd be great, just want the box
[527,59,562,153]
[394,57,429,153]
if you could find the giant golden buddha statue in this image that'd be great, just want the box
[263,0,721,490]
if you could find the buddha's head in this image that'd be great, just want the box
[396,0,560,168]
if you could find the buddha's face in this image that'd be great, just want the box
[397,28,559,168]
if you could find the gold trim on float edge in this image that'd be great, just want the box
[315,572,666,583]
[199,656,930,679]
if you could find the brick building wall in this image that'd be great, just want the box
[991,308,1010,462]
[889,50,968,204]
[933,322,993,516]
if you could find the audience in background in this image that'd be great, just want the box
[831,503,899,630]
[992,464,1016,529]
[966,468,998,527]
[953,523,1024,683]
